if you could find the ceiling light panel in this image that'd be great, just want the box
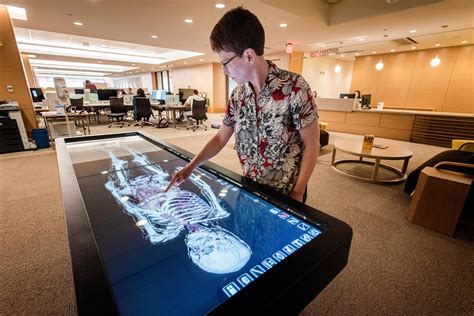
[33,68,110,76]
[6,5,27,20]
[29,59,136,72]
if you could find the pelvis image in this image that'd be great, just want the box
[104,147,252,274]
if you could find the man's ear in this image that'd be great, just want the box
[244,48,257,64]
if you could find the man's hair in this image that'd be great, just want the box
[85,80,91,84]
[193,89,199,95]
[210,7,265,56]
[137,88,145,96]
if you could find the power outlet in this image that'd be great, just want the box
[7,85,14,93]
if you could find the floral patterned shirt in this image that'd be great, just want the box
[223,61,318,195]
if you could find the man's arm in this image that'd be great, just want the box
[165,124,234,191]
[290,119,320,202]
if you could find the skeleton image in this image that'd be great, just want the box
[104,147,252,274]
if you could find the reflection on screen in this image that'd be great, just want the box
[67,136,322,315]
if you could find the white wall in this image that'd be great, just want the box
[170,63,213,99]
[302,56,354,98]
[265,52,290,70]
[112,73,153,91]
[36,75,111,88]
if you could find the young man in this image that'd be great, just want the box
[167,7,319,203]
[183,89,205,126]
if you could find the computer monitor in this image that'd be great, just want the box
[179,88,195,104]
[165,95,180,105]
[151,90,166,101]
[98,89,118,101]
[339,93,356,99]
[75,88,84,94]
[30,88,45,102]
[361,94,371,107]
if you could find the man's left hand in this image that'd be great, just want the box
[289,191,304,202]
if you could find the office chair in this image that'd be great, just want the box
[69,97,84,113]
[186,99,208,131]
[107,97,129,128]
[134,97,154,127]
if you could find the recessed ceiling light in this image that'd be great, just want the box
[355,53,360,56]
[372,51,377,54]
[321,44,326,47]
[411,46,416,49]
[151,35,158,39]
[359,38,365,41]
[6,5,27,21]
[461,40,467,44]
[435,43,440,47]
[184,61,187,64]
[27,54,36,58]
[132,64,135,66]
[390,49,395,52]
[97,60,101,63]
[215,3,225,8]
[74,22,83,26]
[184,19,193,24]
[410,29,416,33]
[279,23,287,28]
[340,54,344,57]
[199,59,204,61]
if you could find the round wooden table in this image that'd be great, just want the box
[331,141,413,183]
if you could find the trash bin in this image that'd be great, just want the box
[32,128,50,148]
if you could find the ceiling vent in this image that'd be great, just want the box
[390,37,418,46]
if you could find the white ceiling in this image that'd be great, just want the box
[4,0,474,76]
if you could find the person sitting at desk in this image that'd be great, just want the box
[84,80,98,93]
[133,88,153,121]
[183,89,205,126]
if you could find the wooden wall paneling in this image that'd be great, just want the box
[350,55,381,98]
[289,51,304,75]
[318,110,346,122]
[442,45,474,113]
[379,113,415,130]
[0,7,37,133]
[345,112,381,126]
[374,51,417,108]
[405,47,458,111]
[210,63,226,113]
[21,54,37,88]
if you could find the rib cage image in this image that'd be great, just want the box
[104,147,252,274]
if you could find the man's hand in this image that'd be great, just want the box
[289,190,304,202]
[165,164,194,192]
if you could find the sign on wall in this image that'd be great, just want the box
[310,48,339,58]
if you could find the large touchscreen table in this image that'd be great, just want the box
[55,132,352,315]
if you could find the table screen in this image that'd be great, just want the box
[66,135,322,315]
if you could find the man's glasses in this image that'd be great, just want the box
[221,54,239,69]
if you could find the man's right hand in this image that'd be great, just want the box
[165,164,195,192]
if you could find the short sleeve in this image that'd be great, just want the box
[290,77,318,130]
[223,88,237,128]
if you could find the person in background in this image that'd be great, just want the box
[183,89,205,126]
[166,7,319,203]
[84,80,98,93]
[353,90,361,109]
[128,87,133,94]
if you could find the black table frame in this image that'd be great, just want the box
[55,131,352,315]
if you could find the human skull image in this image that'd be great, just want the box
[186,226,252,274]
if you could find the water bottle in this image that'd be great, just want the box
[55,100,65,115]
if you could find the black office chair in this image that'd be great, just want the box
[107,97,129,128]
[186,99,208,131]
[134,97,154,127]
[69,97,84,112]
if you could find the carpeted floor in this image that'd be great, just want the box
[1,122,473,315]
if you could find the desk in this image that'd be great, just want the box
[55,132,352,315]
[163,104,190,128]
[331,141,413,183]
[41,111,91,144]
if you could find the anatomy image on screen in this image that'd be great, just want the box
[104,147,252,274]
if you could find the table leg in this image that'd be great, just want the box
[401,158,410,174]
[372,158,381,181]
[172,110,177,128]
[331,148,337,166]
[359,156,363,161]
